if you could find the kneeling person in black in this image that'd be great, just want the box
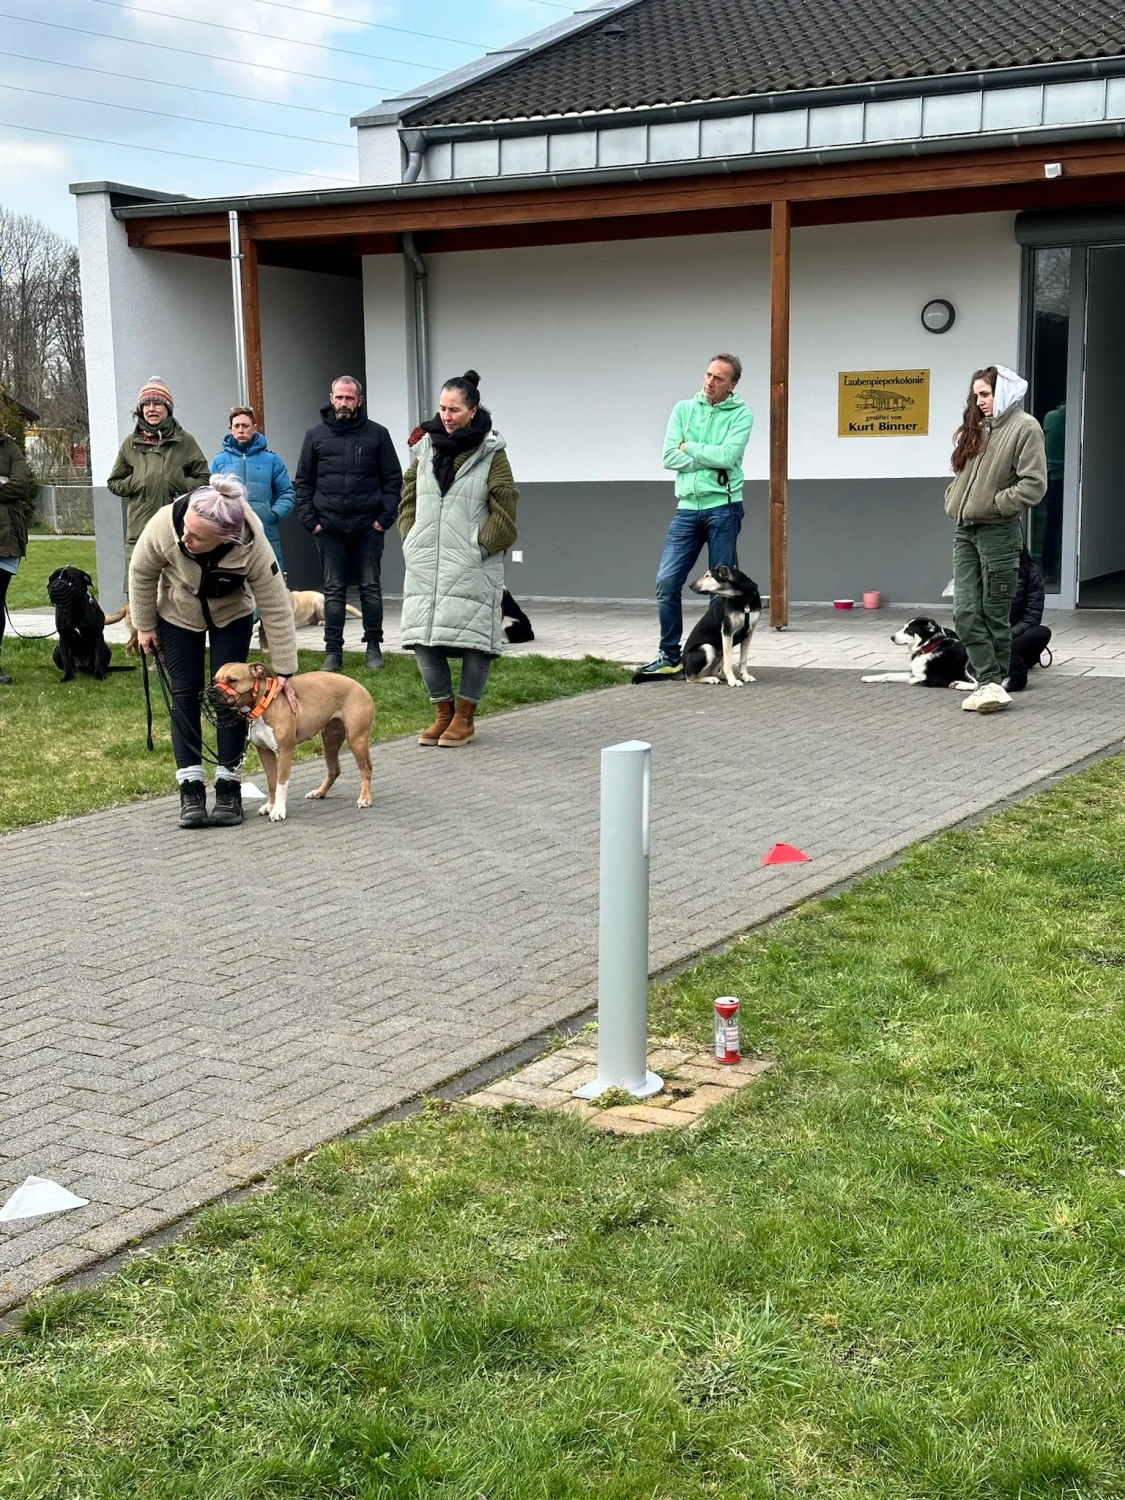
[1007,546,1052,692]
[129,475,298,828]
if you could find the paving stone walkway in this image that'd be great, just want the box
[2,670,1124,1310]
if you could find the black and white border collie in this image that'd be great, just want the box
[683,565,762,686]
[862,616,976,690]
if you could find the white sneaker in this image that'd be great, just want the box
[974,681,1012,714]
[961,685,986,711]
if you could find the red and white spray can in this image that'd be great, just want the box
[714,996,740,1064]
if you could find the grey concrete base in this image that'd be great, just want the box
[277,477,955,604]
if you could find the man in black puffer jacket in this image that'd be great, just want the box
[295,376,403,672]
[1006,546,1052,692]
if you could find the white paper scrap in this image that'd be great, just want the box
[241,781,267,800]
[942,578,955,597]
[0,1176,90,1222]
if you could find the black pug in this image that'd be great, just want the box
[47,566,135,682]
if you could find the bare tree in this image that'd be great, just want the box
[0,207,88,473]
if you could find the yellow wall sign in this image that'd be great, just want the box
[839,369,930,436]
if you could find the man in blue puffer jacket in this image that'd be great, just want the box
[210,406,296,570]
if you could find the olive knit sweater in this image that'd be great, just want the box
[398,445,518,554]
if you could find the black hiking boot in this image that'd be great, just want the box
[365,643,384,671]
[179,780,210,829]
[320,652,343,673]
[210,779,243,827]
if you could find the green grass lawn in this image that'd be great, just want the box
[6,537,98,610]
[2,760,1124,1498]
[0,640,629,832]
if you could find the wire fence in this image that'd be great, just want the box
[34,483,95,536]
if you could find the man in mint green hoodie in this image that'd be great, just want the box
[637,354,754,677]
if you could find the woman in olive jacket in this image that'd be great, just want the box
[107,377,210,589]
[0,421,31,684]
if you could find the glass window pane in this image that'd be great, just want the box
[1028,247,1070,592]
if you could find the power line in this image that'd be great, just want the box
[234,0,493,49]
[0,12,430,91]
[0,82,352,148]
[90,0,439,72]
[0,118,357,181]
[3,50,352,118]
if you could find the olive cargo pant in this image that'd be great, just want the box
[952,518,1022,687]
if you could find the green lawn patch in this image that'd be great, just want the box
[6,538,98,610]
[2,761,1124,1497]
[0,643,629,832]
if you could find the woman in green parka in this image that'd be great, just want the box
[107,377,210,590]
[0,417,32,685]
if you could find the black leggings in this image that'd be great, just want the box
[0,568,10,648]
[157,613,254,773]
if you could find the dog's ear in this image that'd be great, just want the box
[250,661,269,680]
[81,571,92,588]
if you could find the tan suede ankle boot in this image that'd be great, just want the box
[438,697,476,747]
[419,699,454,745]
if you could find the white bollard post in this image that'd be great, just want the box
[575,739,663,1101]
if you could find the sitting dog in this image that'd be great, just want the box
[682,565,762,686]
[210,661,375,822]
[48,567,135,682]
[861,616,976,689]
[501,589,535,644]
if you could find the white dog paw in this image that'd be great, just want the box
[726,677,743,688]
[304,789,322,800]
[268,806,287,823]
[257,803,272,817]
[861,675,879,683]
[357,795,372,809]
[740,672,756,683]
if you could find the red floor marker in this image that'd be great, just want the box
[762,842,811,865]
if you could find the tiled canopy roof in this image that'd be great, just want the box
[405,0,1125,126]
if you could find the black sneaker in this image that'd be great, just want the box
[320,652,343,673]
[179,780,209,829]
[365,643,385,671]
[210,779,243,827]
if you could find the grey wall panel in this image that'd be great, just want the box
[93,486,126,610]
[282,478,955,608]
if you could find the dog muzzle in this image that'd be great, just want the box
[206,681,251,728]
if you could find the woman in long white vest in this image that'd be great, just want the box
[398,371,519,747]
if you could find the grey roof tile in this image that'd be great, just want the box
[405,0,1125,126]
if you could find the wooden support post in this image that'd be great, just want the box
[239,227,265,430]
[769,199,791,629]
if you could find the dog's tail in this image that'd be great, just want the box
[345,604,363,618]
[103,606,128,625]
[105,663,137,673]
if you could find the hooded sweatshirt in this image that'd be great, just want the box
[944,365,1047,526]
[663,390,754,509]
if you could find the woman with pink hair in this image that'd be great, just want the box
[129,474,298,829]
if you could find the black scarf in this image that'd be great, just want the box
[423,408,492,495]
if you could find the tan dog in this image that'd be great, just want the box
[104,601,139,656]
[289,591,362,628]
[211,661,374,822]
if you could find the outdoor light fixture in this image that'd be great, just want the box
[921,298,956,334]
[1044,161,1063,179]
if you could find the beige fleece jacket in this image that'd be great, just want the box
[944,406,1047,526]
[129,503,299,675]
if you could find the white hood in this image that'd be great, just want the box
[991,365,1028,419]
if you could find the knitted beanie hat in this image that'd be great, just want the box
[137,377,174,410]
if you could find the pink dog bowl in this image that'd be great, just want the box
[833,599,854,610]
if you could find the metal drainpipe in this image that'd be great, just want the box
[402,131,427,185]
[228,210,250,407]
[402,231,430,425]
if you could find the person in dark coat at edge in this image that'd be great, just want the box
[294,375,402,673]
[1006,546,1052,692]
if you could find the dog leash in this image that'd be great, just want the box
[142,645,227,767]
[2,603,56,640]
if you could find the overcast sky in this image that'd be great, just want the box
[0,0,580,240]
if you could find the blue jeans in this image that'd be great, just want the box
[316,526,384,653]
[656,502,744,660]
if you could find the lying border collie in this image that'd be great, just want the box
[861,616,976,690]
[683,565,762,686]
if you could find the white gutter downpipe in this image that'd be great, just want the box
[402,231,430,425]
[402,130,427,185]
[228,210,250,407]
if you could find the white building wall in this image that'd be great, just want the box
[361,254,413,445]
[415,213,1019,483]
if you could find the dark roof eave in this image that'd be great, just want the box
[113,118,1125,224]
